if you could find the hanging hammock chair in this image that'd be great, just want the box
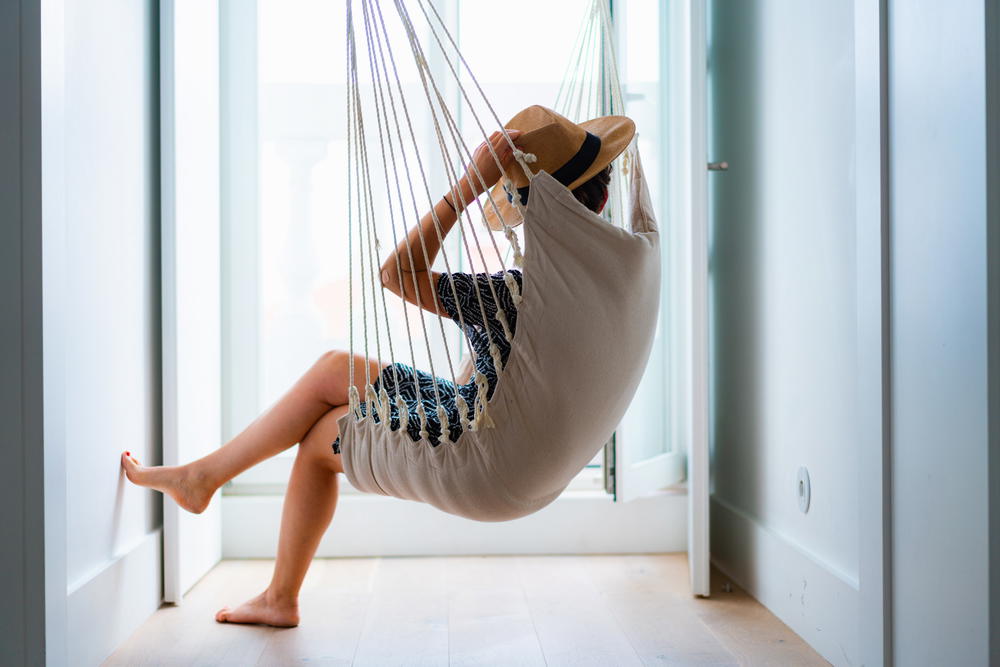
[336,0,660,522]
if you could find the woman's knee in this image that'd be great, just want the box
[312,349,385,398]
[298,406,348,473]
[298,430,344,474]
[310,350,353,404]
[315,349,350,376]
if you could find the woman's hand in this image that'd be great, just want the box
[458,129,523,200]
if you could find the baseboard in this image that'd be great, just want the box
[223,490,687,557]
[710,496,859,666]
[66,528,163,666]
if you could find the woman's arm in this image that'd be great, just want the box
[379,130,522,314]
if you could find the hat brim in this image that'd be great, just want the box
[483,114,636,231]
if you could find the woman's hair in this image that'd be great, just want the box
[571,165,612,212]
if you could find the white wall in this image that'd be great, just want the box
[3,2,162,663]
[63,0,161,588]
[707,1,861,663]
[709,1,998,665]
[56,0,163,663]
[888,1,991,664]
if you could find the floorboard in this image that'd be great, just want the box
[103,554,828,666]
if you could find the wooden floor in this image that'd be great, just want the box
[104,554,827,666]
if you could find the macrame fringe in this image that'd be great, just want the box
[513,149,537,165]
[504,225,525,268]
[436,404,453,443]
[472,369,495,431]
[378,386,392,424]
[416,403,430,440]
[348,385,363,419]
[365,383,380,421]
[395,394,409,431]
[488,343,504,376]
[455,393,472,432]
[493,309,514,343]
[503,271,522,306]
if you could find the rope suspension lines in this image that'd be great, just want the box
[345,0,534,438]
[343,0,633,441]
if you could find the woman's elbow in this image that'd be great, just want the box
[379,267,401,296]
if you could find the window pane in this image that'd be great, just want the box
[256,0,461,410]
[620,0,671,461]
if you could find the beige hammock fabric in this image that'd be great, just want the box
[339,153,660,522]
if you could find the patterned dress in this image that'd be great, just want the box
[332,269,523,453]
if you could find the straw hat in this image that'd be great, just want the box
[483,105,635,230]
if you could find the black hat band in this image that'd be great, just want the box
[506,131,603,207]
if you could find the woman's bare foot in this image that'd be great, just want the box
[215,589,300,627]
[120,451,216,514]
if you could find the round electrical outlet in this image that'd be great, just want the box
[797,466,811,513]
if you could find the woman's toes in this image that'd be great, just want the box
[121,452,138,478]
[215,606,231,623]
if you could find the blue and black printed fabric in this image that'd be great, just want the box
[332,269,523,453]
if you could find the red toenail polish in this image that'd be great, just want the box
[126,451,130,456]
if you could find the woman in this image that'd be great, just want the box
[121,106,632,627]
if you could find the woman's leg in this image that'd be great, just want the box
[215,405,348,626]
[121,350,383,513]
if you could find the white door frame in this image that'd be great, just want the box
[160,0,224,604]
[854,0,891,664]
[666,0,710,598]
[686,0,711,600]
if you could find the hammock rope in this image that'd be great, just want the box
[398,0,527,335]
[397,9,516,349]
[344,0,630,437]
[361,0,452,421]
[354,0,452,427]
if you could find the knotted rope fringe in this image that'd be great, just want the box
[365,383,381,423]
[493,308,514,343]
[416,402,430,440]
[503,271,522,306]
[472,370,495,431]
[395,394,409,431]
[349,385,363,419]
[377,385,392,423]
[454,393,472,432]
[436,404,453,444]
